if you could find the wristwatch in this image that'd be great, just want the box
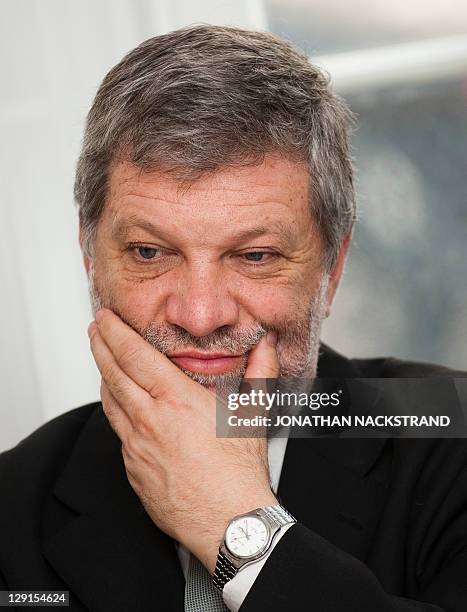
[212,504,296,592]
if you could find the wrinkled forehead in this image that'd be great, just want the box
[103,154,316,244]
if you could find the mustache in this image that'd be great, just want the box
[141,322,267,354]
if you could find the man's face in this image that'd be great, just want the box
[85,154,339,390]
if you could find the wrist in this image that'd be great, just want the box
[212,503,297,592]
[183,491,279,574]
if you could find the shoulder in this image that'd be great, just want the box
[353,355,467,378]
[0,403,100,502]
[320,345,467,472]
[319,343,467,378]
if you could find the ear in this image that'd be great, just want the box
[79,224,92,275]
[324,233,351,317]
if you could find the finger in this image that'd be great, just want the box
[233,332,280,437]
[89,322,148,417]
[94,308,182,397]
[100,379,132,441]
[244,331,279,379]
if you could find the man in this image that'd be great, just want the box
[0,24,466,612]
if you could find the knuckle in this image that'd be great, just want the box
[101,361,118,385]
[132,407,152,437]
[262,365,279,378]
[147,380,160,400]
[119,345,141,371]
[123,432,142,461]
[148,372,170,399]
[102,404,121,434]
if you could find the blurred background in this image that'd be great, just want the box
[1,0,466,451]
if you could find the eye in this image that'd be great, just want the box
[242,251,273,263]
[135,246,161,260]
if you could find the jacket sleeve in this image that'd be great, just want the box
[239,523,464,611]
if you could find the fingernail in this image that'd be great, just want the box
[87,321,97,338]
[266,330,278,347]
[95,309,104,323]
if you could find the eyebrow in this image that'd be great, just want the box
[228,223,296,246]
[111,216,165,242]
[111,215,297,246]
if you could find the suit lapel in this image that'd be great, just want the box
[278,436,390,563]
[278,344,391,563]
[42,408,185,611]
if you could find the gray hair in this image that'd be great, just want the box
[74,24,356,269]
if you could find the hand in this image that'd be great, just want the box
[88,309,279,573]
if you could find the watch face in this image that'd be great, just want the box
[225,515,270,558]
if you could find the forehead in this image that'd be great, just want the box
[104,154,313,239]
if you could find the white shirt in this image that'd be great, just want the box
[176,435,291,611]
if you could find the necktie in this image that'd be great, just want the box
[184,553,229,611]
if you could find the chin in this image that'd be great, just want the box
[180,367,245,396]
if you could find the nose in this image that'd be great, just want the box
[165,264,239,337]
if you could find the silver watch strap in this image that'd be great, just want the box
[212,553,236,592]
[261,504,296,526]
[213,504,296,592]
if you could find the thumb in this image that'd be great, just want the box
[244,331,279,379]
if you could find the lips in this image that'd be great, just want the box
[169,351,243,374]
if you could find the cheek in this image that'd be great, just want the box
[127,283,171,324]
[95,267,170,326]
[235,279,311,328]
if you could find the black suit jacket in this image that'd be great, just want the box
[0,345,466,611]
